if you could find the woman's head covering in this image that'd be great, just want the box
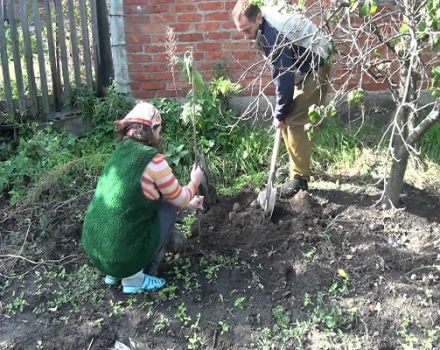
[116,102,162,129]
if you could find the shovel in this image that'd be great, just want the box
[258,128,282,217]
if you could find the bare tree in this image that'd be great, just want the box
[236,0,440,208]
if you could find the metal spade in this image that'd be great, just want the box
[259,128,282,217]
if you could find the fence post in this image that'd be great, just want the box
[95,0,113,97]
[108,0,129,95]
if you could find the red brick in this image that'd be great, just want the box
[171,4,198,12]
[178,33,204,42]
[206,32,230,40]
[225,2,235,10]
[197,42,222,51]
[144,4,169,13]
[128,54,151,63]
[148,13,177,23]
[128,64,145,72]
[363,80,388,91]
[233,51,253,60]
[142,24,168,33]
[144,45,165,53]
[133,91,156,99]
[195,22,221,31]
[178,14,202,22]
[151,54,169,61]
[129,82,141,91]
[205,51,227,60]
[130,72,149,81]
[172,23,194,32]
[198,2,224,11]
[141,81,166,90]
[126,44,145,53]
[151,34,166,42]
[144,64,168,72]
[126,34,151,44]
[151,72,173,80]
[222,22,236,30]
[204,12,230,21]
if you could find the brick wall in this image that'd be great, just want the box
[123,0,397,99]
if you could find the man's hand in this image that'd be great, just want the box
[273,118,286,129]
[186,195,204,211]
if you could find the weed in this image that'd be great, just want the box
[154,314,170,333]
[176,302,191,325]
[218,320,230,335]
[188,313,203,350]
[5,292,29,315]
[157,283,178,301]
[34,264,102,314]
[176,212,197,239]
[109,300,124,317]
[233,296,245,309]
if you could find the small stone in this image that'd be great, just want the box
[322,206,333,217]
[289,190,310,214]
[232,202,241,212]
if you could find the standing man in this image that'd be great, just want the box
[232,0,332,197]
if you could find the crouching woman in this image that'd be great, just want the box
[82,102,204,294]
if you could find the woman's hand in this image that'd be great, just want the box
[190,165,204,186]
[186,195,204,210]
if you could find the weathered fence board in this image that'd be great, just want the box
[67,0,81,91]
[54,0,71,103]
[80,0,93,90]
[44,0,61,111]
[7,0,26,115]
[0,0,112,121]
[32,0,50,117]
[19,0,39,116]
[0,3,14,115]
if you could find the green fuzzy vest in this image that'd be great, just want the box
[82,139,160,278]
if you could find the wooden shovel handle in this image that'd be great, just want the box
[269,128,282,179]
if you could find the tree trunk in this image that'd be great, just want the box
[383,147,409,208]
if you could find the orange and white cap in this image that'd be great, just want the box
[116,102,162,129]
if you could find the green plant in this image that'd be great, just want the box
[188,313,203,350]
[233,296,245,309]
[109,300,124,317]
[154,314,170,333]
[218,320,230,335]
[5,292,29,315]
[176,302,191,325]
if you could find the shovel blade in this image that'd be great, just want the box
[257,186,276,217]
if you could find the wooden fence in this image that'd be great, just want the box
[0,0,109,121]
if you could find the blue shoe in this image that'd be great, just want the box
[122,274,166,294]
[104,275,119,286]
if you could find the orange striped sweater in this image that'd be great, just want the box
[141,154,197,209]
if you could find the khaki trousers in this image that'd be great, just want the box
[281,64,330,180]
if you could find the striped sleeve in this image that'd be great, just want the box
[141,154,197,209]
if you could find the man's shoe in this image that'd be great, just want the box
[279,178,308,198]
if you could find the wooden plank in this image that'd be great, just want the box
[19,0,39,116]
[90,0,100,93]
[67,0,81,90]
[0,3,14,115]
[7,0,26,115]
[32,0,49,118]
[54,0,70,101]
[79,0,93,90]
[43,0,61,111]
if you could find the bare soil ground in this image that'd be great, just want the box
[1,178,440,350]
